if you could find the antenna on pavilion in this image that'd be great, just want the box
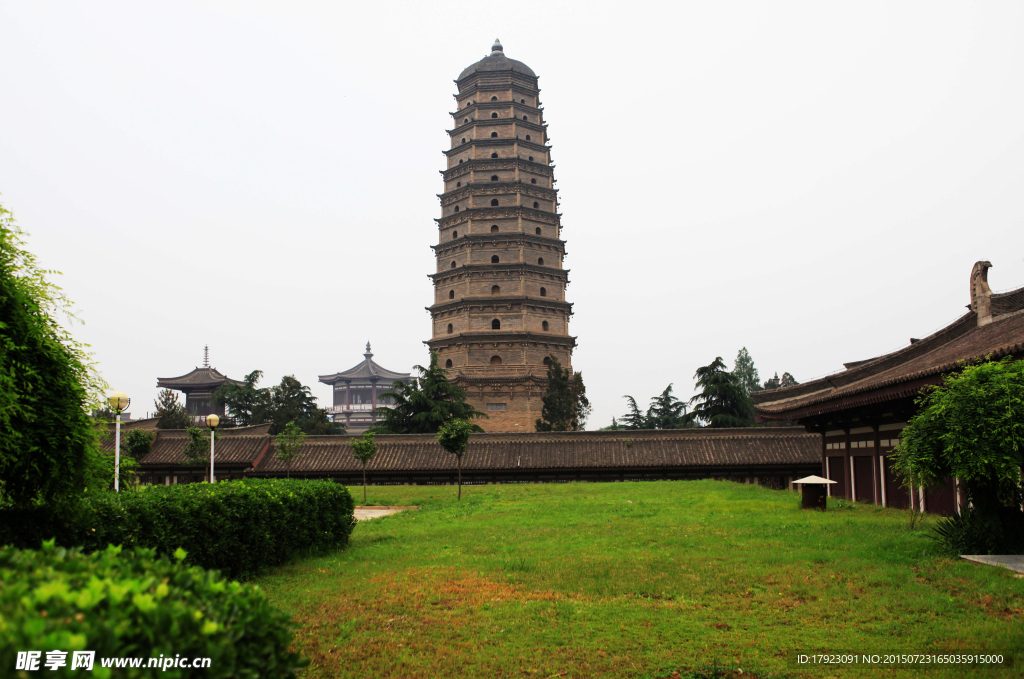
[203,345,210,368]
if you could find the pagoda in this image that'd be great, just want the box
[155,346,242,418]
[318,342,413,433]
[426,40,576,432]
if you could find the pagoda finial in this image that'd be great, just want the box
[364,341,373,359]
[491,39,503,55]
[203,345,210,368]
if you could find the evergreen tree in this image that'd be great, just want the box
[645,383,692,429]
[372,352,485,434]
[621,395,648,430]
[154,389,192,429]
[274,420,307,478]
[779,372,799,388]
[536,357,591,431]
[213,371,341,435]
[690,357,755,428]
[732,347,761,394]
[212,370,267,426]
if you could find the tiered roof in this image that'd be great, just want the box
[318,342,411,385]
[156,366,242,391]
[457,39,536,80]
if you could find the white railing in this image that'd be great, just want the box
[329,404,395,413]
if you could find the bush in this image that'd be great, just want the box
[0,479,356,580]
[0,540,306,678]
[932,507,1024,556]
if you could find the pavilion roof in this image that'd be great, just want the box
[156,366,243,390]
[754,282,1024,420]
[318,342,412,385]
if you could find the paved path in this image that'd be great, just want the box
[354,506,418,521]
[961,555,1024,576]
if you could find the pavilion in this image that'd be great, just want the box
[318,343,413,432]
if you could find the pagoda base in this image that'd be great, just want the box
[453,373,547,433]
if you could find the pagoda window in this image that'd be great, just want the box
[491,319,501,330]
[449,289,455,299]
[543,357,552,366]
[447,323,453,334]
[528,156,534,161]
[445,359,453,368]
[491,255,499,263]
[452,230,458,238]
[491,285,500,295]
[533,201,539,208]
[542,321,549,331]
[490,199,499,206]
[451,261,457,268]
[491,96,498,101]
[490,355,502,365]
[491,175,499,181]
[525,135,531,141]
[491,112,498,118]
[454,206,459,212]
[535,227,541,235]
[491,224,499,233]
[491,153,498,158]
[456,181,461,187]
[531,178,536,184]
[523,116,528,121]
[461,138,466,143]
[520,99,525,103]
[459,159,463,164]
[464,118,469,123]
[538,257,545,265]
[540,287,547,297]
[491,132,498,138]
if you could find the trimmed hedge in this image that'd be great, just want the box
[0,479,355,580]
[0,540,306,678]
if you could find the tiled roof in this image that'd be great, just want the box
[458,40,536,81]
[100,431,270,469]
[755,290,1024,418]
[318,346,411,384]
[156,367,243,390]
[250,429,820,476]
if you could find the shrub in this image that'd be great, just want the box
[0,540,306,678]
[932,507,1024,556]
[0,479,356,581]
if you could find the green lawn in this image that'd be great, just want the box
[255,480,1024,678]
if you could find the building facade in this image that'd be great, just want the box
[426,40,576,432]
[318,343,413,433]
[753,261,1024,516]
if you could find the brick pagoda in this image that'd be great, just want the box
[426,40,576,432]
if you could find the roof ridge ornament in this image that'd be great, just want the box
[491,39,503,55]
[203,345,209,368]
[970,260,993,326]
[364,341,373,359]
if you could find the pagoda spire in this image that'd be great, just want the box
[203,345,210,368]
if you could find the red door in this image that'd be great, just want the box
[883,456,910,509]
[854,456,875,503]
[827,456,846,499]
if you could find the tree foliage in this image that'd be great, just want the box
[690,357,755,428]
[181,427,213,464]
[372,352,485,434]
[350,431,377,503]
[274,421,307,478]
[0,203,106,509]
[620,385,693,430]
[891,357,1024,554]
[535,357,591,431]
[121,429,154,460]
[762,372,799,390]
[732,347,761,394]
[154,389,191,430]
[437,418,475,500]
[213,372,342,435]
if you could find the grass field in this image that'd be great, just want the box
[255,480,1024,678]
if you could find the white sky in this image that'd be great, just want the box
[2,1,1022,427]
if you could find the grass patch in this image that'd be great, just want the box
[255,480,1024,678]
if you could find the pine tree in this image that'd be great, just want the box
[646,384,692,429]
[690,357,755,428]
[536,357,591,431]
[154,389,191,429]
[732,347,761,394]
[372,352,486,434]
[621,395,648,430]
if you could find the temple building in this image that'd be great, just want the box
[753,261,1024,516]
[318,343,413,433]
[426,40,577,432]
[155,346,242,418]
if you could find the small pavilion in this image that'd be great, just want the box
[318,343,413,432]
[156,346,243,419]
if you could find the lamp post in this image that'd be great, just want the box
[207,414,220,483]
[107,392,130,492]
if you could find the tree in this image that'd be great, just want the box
[274,421,307,478]
[732,347,761,394]
[762,372,799,390]
[212,370,268,427]
[621,395,648,430]
[182,426,212,464]
[600,417,626,431]
[535,357,591,431]
[122,429,154,460]
[646,383,692,429]
[0,202,106,509]
[351,431,377,503]
[154,389,191,429]
[372,352,486,434]
[213,371,343,435]
[891,357,1024,554]
[437,418,474,500]
[690,357,755,428]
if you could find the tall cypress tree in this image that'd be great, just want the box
[536,357,591,431]
[690,357,755,428]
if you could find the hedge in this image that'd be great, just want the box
[0,540,306,678]
[0,479,355,580]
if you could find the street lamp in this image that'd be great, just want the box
[107,391,130,492]
[207,413,220,483]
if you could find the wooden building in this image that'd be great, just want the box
[427,40,576,432]
[156,348,242,420]
[753,261,1024,515]
[318,343,413,433]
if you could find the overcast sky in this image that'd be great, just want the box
[2,1,1022,428]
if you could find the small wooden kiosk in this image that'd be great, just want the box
[794,475,836,510]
